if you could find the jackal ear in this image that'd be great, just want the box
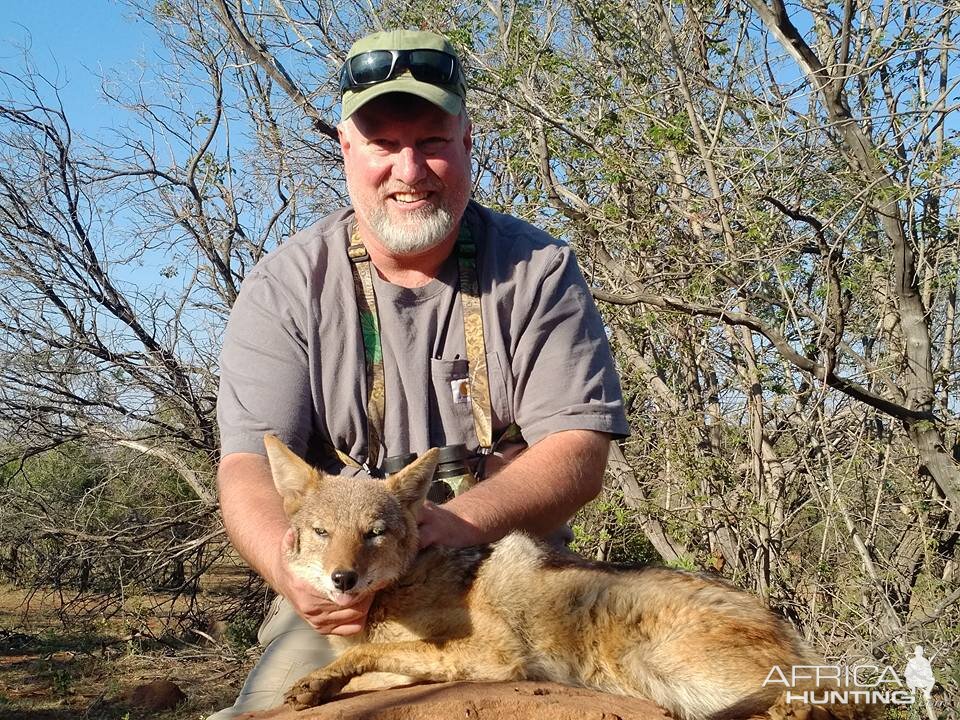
[385,448,439,510]
[263,434,319,515]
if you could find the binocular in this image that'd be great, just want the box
[381,443,477,503]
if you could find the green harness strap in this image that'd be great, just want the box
[345,223,494,471]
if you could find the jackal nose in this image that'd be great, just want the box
[331,570,358,592]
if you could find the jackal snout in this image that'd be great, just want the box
[331,569,359,592]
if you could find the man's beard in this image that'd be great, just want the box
[351,177,471,255]
[367,201,457,255]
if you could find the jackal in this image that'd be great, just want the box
[263,435,870,719]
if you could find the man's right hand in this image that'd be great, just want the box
[273,528,373,636]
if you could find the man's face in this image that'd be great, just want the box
[339,94,472,255]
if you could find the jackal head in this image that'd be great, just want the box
[263,435,439,606]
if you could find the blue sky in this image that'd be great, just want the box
[1,1,156,135]
[0,3,193,301]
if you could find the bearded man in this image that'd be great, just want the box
[210,29,629,718]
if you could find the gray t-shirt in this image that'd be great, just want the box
[217,201,628,471]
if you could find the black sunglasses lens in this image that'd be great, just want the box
[349,50,395,85]
[408,50,455,84]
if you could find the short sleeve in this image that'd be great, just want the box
[511,246,629,446]
[216,270,313,457]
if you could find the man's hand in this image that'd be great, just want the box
[273,529,373,636]
[417,500,486,549]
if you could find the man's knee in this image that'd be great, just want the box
[205,597,339,719]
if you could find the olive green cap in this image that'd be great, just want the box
[340,30,466,120]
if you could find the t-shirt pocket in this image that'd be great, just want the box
[429,353,512,450]
[429,357,475,448]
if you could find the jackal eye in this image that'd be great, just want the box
[313,527,328,538]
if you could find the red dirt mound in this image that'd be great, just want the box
[240,681,670,720]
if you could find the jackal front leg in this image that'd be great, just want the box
[284,638,522,710]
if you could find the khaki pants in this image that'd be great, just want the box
[206,596,338,719]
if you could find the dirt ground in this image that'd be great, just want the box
[0,564,260,720]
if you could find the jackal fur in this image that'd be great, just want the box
[263,435,871,720]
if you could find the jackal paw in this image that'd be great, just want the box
[284,672,349,710]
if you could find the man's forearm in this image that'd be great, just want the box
[442,429,610,544]
[217,452,290,590]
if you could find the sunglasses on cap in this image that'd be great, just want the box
[339,49,460,93]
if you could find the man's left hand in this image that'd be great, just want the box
[416,500,485,549]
